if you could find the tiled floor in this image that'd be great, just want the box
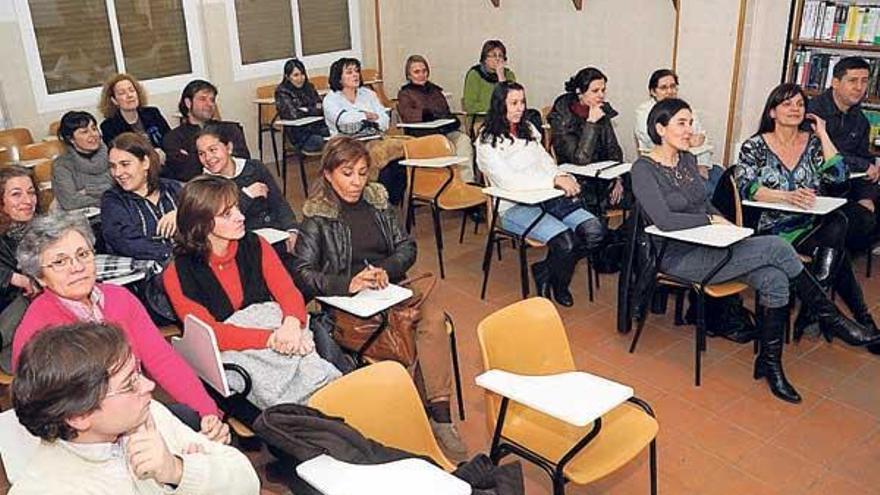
[251,167,880,494]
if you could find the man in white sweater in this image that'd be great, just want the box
[10,322,260,495]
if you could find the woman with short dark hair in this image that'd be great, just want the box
[476,81,604,307]
[274,58,329,153]
[631,97,878,403]
[53,111,114,210]
[323,57,389,136]
[101,132,180,261]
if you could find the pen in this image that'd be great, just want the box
[594,161,621,178]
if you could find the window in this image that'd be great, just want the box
[16,0,205,112]
[227,0,360,80]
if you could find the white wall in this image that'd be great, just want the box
[378,0,677,160]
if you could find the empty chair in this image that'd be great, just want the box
[18,140,65,161]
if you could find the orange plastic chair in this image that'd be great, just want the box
[308,361,456,471]
[403,135,485,278]
[18,140,65,161]
[477,298,658,494]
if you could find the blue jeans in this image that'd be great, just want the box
[500,204,595,244]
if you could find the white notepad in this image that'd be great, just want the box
[253,228,291,245]
[397,118,458,129]
[317,284,413,318]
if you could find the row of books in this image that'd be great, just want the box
[799,1,880,44]
[790,49,880,101]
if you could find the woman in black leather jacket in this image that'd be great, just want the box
[548,67,626,209]
[292,136,468,463]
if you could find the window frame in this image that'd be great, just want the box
[14,0,207,113]
[224,0,361,81]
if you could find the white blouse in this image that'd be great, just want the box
[323,87,389,135]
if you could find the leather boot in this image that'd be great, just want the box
[754,306,802,403]
[550,255,576,307]
[810,247,843,286]
[530,260,551,300]
[834,260,880,355]
[793,305,821,343]
[792,271,880,347]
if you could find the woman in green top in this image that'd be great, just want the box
[735,83,879,347]
[462,40,516,114]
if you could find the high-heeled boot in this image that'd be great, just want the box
[833,259,880,355]
[754,306,802,403]
[530,260,551,300]
[792,271,880,347]
[546,231,576,307]
[793,247,842,342]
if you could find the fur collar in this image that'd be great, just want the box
[302,182,389,219]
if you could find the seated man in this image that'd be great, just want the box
[162,80,251,182]
[10,322,260,495]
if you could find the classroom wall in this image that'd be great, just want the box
[0,0,377,160]
[378,0,677,160]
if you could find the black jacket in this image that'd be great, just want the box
[228,159,299,233]
[0,231,21,309]
[292,182,415,301]
[161,120,251,182]
[807,89,872,173]
[100,178,181,261]
[274,79,323,120]
[548,93,623,165]
[100,107,171,148]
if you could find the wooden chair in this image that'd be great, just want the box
[308,361,456,471]
[403,135,485,278]
[18,141,65,162]
[0,148,13,166]
[47,121,60,138]
[310,75,330,94]
[255,84,281,173]
[541,105,554,157]
[361,68,394,108]
[477,298,658,495]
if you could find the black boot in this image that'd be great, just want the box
[546,231,576,307]
[834,259,880,355]
[810,247,843,286]
[754,306,802,403]
[793,304,822,343]
[531,260,551,300]
[550,259,575,307]
[792,271,880,347]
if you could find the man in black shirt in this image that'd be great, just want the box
[161,80,251,182]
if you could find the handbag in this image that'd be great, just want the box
[335,109,381,139]
[330,273,437,367]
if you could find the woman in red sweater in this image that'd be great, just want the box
[11,211,228,442]
[163,175,340,407]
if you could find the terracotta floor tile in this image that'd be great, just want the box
[783,356,852,397]
[770,398,880,466]
[826,424,880,489]
[734,442,828,493]
[805,471,874,495]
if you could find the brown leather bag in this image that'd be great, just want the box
[331,273,436,368]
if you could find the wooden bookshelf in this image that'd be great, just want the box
[792,39,880,53]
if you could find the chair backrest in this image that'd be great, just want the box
[540,105,554,156]
[0,409,41,485]
[307,361,455,471]
[0,147,12,165]
[0,129,34,151]
[256,84,278,126]
[477,297,576,376]
[711,166,742,226]
[361,68,393,108]
[18,141,65,162]
[311,75,330,93]
[171,315,232,397]
[403,135,458,199]
[47,121,60,138]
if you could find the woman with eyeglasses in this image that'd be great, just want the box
[11,211,229,442]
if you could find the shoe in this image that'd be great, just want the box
[833,258,880,353]
[810,247,842,286]
[754,307,802,404]
[793,305,824,343]
[531,261,551,300]
[551,285,574,307]
[429,419,468,464]
[792,271,880,347]
[467,206,485,225]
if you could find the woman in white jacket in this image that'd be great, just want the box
[476,81,604,306]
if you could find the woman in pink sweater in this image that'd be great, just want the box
[11,211,228,443]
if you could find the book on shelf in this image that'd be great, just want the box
[798,1,880,45]
[789,48,880,102]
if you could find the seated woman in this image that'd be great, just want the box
[548,67,625,209]
[397,54,474,182]
[163,175,340,408]
[634,69,722,196]
[0,167,39,371]
[98,73,171,157]
[274,58,329,153]
[291,136,468,462]
[476,82,604,307]
[631,97,878,403]
[101,132,180,262]
[11,211,228,440]
[736,83,880,349]
[463,39,516,115]
[196,126,298,254]
[323,57,407,205]
[53,111,114,211]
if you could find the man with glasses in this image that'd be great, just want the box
[10,322,259,494]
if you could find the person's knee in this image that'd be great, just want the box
[859,198,876,213]
[575,217,605,249]
[768,237,803,277]
[759,271,791,308]
[548,230,576,254]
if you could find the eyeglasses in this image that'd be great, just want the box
[105,359,145,398]
[41,248,94,272]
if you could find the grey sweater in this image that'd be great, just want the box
[52,144,114,210]
[631,152,718,262]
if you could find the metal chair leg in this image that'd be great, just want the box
[459,211,468,244]
[445,314,465,421]
[649,440,658,495]
[298,153,309,198]
[586,260,594,302]
[270,127,280,177]
[480,230,495,300]
[431,204,445,279]
[518,241,530,298]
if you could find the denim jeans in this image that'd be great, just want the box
[500,204,595,244]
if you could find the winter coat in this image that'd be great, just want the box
[100,106,171,148]
[547,92,623,165]
[100,178,181,261]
